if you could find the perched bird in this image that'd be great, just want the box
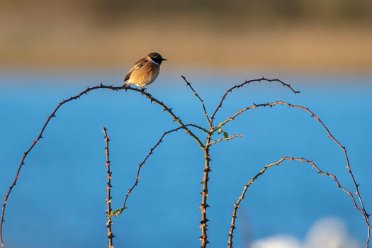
[124,52,166,88]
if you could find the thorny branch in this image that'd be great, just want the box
[1,77,370,248]
[182,79,215,248]
[117,125,199,216]
[209,134,243,146]
[200,134,212,248]
[210,77,300,124]
[186,78,299,248]
[182,75,211,125]
[0,83,205,248]
[103,127,114,248]
[228,157,371,248]
[216,100,370,235]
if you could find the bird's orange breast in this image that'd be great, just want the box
[128,61,160,87]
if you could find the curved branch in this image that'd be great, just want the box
[228,157,371,248]
[187,124,209,134]
[211,78,300,123]
[0,84,203,248]
[216,100,370,231]
[220,100,371,247]
[116,125,191,216]
[182,75,211,125]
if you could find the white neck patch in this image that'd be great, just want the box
[150,58,160,66]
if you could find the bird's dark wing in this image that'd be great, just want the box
[124,58,147,81]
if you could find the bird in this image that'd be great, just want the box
[124,52,166,88]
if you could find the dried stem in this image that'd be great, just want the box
[180,79,214,248]
[216,100,370,233]
[198,78,298,247]
[200,134,212,248]
[0,83,203,248]
[2,77,369,248]
[182,75,211,125]
[117,125,196,216]
[211,77,300,124]
[209,134,243,146]
[228,157,371,248]
[181,78,215,247]
[103,127,114,248]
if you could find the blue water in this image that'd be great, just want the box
[0,72,371,248]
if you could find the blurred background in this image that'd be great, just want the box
[0,1,372,248]
[0,0,372,72]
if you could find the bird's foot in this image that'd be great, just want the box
[140,87,148,94]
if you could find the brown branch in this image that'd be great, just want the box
[195,77,297,247]
[0,83,204,248]
[182,75,211,125]
[180,76,215,247]
[209,134,243,146]
[185,124,209,134]
[177,74,227,247]
[3,77,369,248]
[114,125,193,216]
[228,157,371,248]
[137,88,205,148]
[221,99,371,247]
[200,135,212,248]
[210,77,300,124]
[216,100,370,230]
[103,127,114,248]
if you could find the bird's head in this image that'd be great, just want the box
[148,52,166,65]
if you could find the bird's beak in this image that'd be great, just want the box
[162,58,167,61]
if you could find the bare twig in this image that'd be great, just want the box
[180,75,217,248]
[0,83,204,248]
[185,124,210,134]
[209,134,243,146]
[228,157,371,248]
[115,126,194,216]
[2,77,369,248]
[182,75,211,125]
[138,87,205,148]
[200,134,212,248]
[103,127,114,248]
[180,77,218,247]
[200,77,298,248]
[216,100,370,237]
[210,77,300,124]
